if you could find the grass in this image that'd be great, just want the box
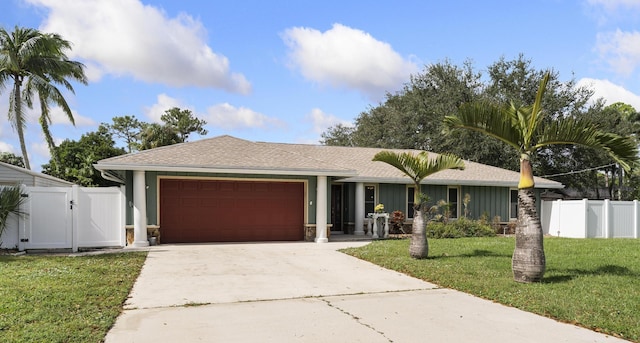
[341,237,640,342]
[0,251,147,343]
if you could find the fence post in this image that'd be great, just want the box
[72,185,79,252]
[633,200,640,238]
[541,200,546,235]
[120,186,127,247]
[580,199,587,238]
[603,199,610,238]
[555,199,562,236]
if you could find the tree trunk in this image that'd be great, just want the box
[12,79,31,170]
[409,203,428,259]
[512,187,545,282]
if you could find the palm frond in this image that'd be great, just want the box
[415,152,466,180]
[372,151,465,184]
[536,117,640,172]
[0,184,27,235]
[373,151,424,183]
[444,102,524,152]
[525,72,550,144]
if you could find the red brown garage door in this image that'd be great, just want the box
[160,179,304,243]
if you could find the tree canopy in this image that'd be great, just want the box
[42,125,126,187]
[321,55,640,198]
[161,107,208,142]
[106,108,208,152]
[0,152,25,168]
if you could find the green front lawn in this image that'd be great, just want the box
[0,252,147,343]
[342,237,640,342]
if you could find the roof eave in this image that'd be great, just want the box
[337,177,564,189]
[93,163,357,177]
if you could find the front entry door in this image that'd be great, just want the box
[330,184,343,232]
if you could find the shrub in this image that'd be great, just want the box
[427,217,496,239]
[390,210,406,234]
[0,184,27,244]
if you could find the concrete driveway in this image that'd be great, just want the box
[105,242,627,343]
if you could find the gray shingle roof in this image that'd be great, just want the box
[95,135,563,189]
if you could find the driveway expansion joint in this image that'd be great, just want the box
[320,297,394,342]
[122,287,439,311]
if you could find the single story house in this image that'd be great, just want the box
[94,135,563,246]
[0,161,73,187]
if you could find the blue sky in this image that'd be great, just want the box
[2,0,640,171]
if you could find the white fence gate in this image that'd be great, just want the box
[5,185,126,252]
[21,187,73,250]
[541,199,640,238]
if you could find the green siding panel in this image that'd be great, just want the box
[424,185,447,208]
[146,171,158,224]
[378,184,406,214]
[308,177,316,224]
[461,186,510,221]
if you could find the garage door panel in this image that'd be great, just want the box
[160,179,304,243]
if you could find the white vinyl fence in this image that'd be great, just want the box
[541,199,640,238]
[0,185,125,252]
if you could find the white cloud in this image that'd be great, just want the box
[31,140,52,163]
[0,142,15,153]
[282,23,417,100]
[27,0,251,94]
[49,106,96,126]
[306,108,351,135]
[596,30,640,76]
[586,0,640,25]
[587,0,640,12]
[206,103,284,130]
[577,77,640,110]
[144,94,187,123]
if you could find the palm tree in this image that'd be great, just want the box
[372,151,465,258]
[444,72,639,283]
[0,26,87,170]
[0,184,27,242]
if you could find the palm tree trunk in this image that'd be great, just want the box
[12,80,31,170]
[39,115,60,171]
[512,158,545,283]
[409,203,428,259]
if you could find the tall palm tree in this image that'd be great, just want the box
[0,26,87,170]
[444,72,639,283]
[373,151,465,258]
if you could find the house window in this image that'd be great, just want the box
[448,187,459,219]
[510,189,518,220]
[407,186,415,219]
[365,185,376,215]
